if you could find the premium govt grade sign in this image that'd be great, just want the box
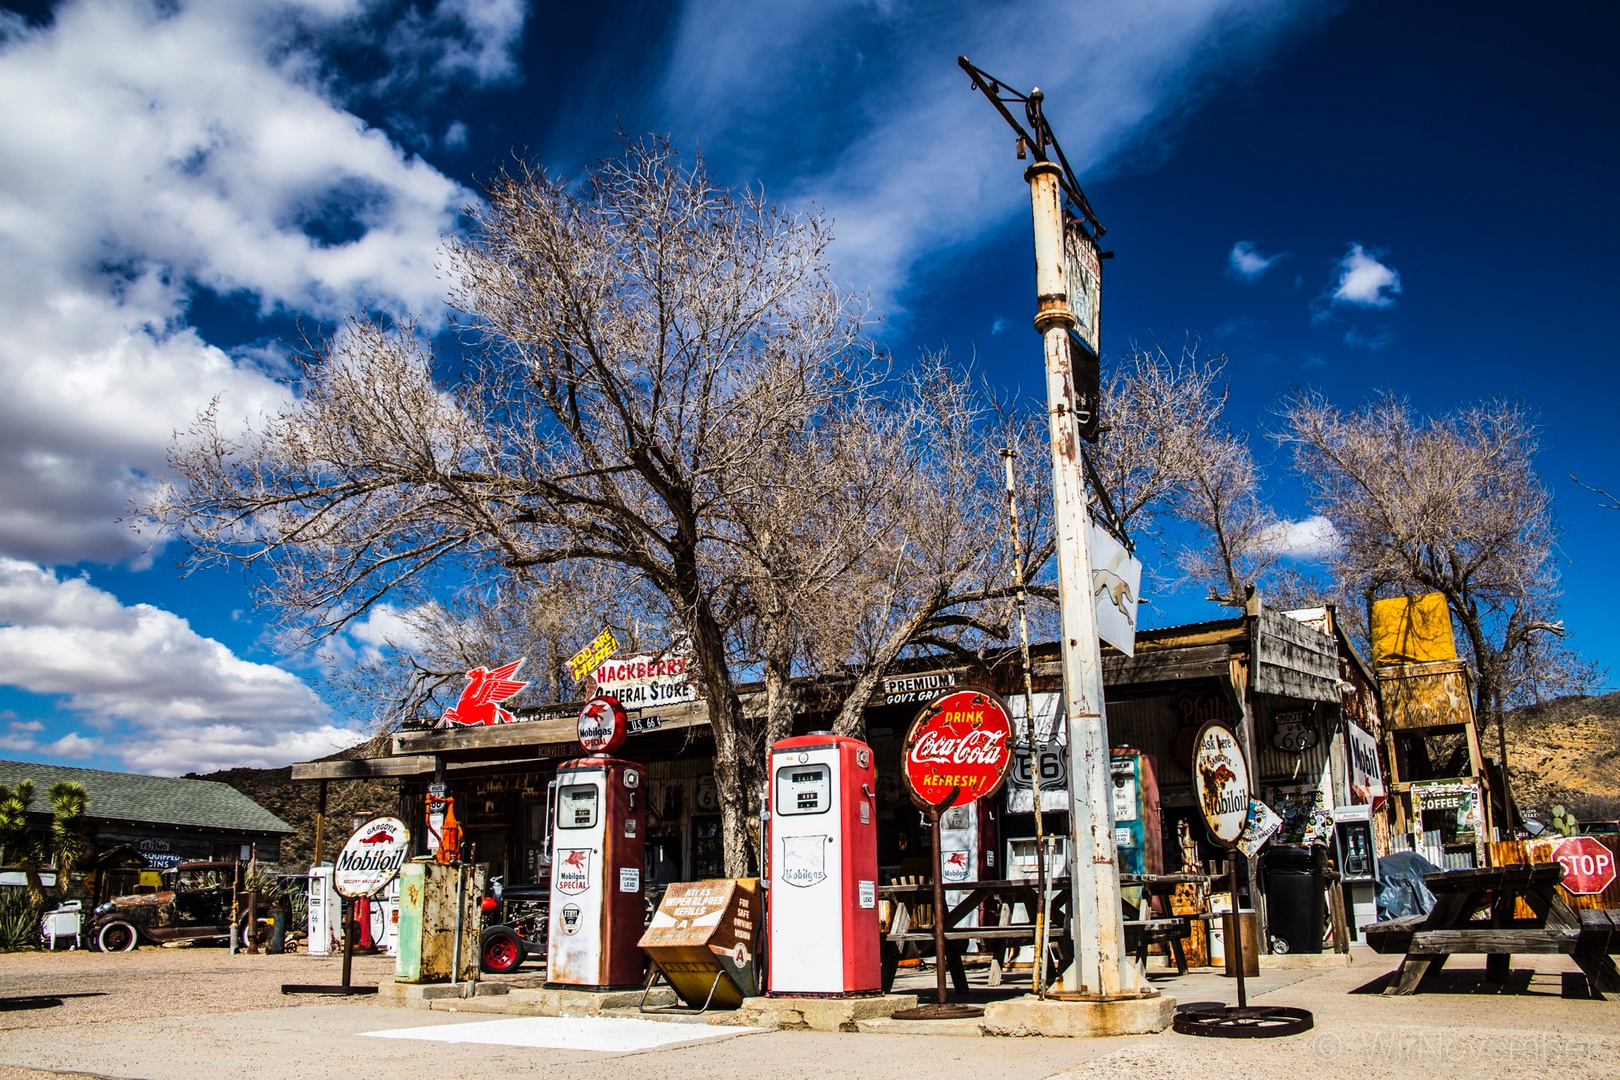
[902,688,1013,809]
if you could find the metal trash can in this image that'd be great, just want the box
[1264,844,1326,954]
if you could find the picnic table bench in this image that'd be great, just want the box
[1362,861,1620,997]
[878,879,1072,995]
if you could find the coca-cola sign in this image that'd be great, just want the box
[577,694,628,755]
[902,688,1013,809]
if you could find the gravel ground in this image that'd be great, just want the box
[0,945,1614,1080]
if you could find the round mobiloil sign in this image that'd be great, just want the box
[902,688,1014,808]
[333,816,411,898]
[1191,721,1250,847]
[577,693,628,755]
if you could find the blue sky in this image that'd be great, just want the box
[0,0,1614,774]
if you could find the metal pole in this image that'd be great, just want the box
[1024,160,1147,1000]
[929,805,950,1005]
[1229,856,1247,1009]
[1001,447,1048,997]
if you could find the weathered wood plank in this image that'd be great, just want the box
[393,698,711,755]
[1255,607,1340,703]
[1100,644,1232,686]
[291,756,438,780]
[1408,929,1577,954]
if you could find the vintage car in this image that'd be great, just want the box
[89,861,271,952]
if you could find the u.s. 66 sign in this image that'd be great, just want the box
[902,688,1013,809]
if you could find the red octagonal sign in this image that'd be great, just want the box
[1554,836,1616,895]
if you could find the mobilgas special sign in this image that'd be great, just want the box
[333,816,410,899]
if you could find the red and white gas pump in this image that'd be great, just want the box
[766,733,880,996]
[545,696,646,991]
[939,800,998,929]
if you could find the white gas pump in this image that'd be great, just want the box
[766,733,880,996]
[306,867,340,956]
[546,756,646,990]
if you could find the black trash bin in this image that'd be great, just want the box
[1263,844,1325,954]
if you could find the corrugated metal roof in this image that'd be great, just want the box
[0,760,292,835]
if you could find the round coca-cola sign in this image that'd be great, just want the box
[578,694,628,754]
[902,688,1013,809]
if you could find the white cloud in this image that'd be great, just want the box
[654,0,1334,318]
[1228,240,1284,279]
[1331,242,1401,307]
[990,317,1009,335]
[1258,514,1340,560]
[0,0,509,565]
[0,558,364,774]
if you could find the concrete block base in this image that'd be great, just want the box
[376,980,504,1008]
[980,993,1175,1038]
[729,994,920,1032]
[504,987,676,1016]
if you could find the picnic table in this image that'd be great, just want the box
[1121,873,1212,975]
[1363,861,1620,997]
[878,878,1072,995]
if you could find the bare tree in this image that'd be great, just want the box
[1277,391,1599,791]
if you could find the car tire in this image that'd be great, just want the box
[480,926,527,974]
[97,921,139,952]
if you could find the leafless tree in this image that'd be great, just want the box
[1570,474,1620,513]
[155,136,1047,874]
[1276,391,1600,791]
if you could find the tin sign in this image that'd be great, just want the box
[1192,722,1250,847]
[577,694,629,755]
[332,816,410,899]
[568,629,620,684]
[902,688,1014,809]
[590,650,698,707]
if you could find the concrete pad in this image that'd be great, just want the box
[856,1016,984,1037]
[503,986,676,1015]
[359,1014,764,1052]
[980,993,1176,1037]
[375,980,506,1007]
[730,993,921,1032]
[1259,952,1356,970]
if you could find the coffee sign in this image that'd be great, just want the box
[1191,722,1250,847]
[902,688,1013,809]
[333,816,410,898]
[577,694,628,755]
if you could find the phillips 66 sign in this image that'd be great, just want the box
[902,688,1013,809]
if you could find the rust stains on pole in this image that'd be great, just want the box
[1024,160,1149,1001]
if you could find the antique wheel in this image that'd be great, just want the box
[97,921,139,953]
[480,926,527,974]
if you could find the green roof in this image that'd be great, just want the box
[0,760,292,836]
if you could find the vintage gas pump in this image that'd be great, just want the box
[766,732,880,996]
[1110,748,1162,911]
[546,695,646,991]
[939,800,998,930]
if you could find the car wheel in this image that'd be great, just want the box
[97,921,139,952]
[480,926,526,974]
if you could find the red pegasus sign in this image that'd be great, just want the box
[902,688,1013,809]
[440,659,529,727]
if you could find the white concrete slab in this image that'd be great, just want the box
[360,1014,764,1052]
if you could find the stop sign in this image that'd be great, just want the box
[1553,836,1617,895]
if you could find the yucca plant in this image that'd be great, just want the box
[0,779,91,904]
[0,889,43,951]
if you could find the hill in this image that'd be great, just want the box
[187,734,398,872]
[1502,690,1620,824]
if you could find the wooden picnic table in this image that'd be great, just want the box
[1363,861,1620,997]
[1120,873,1214,975]
[878,878,1072,995]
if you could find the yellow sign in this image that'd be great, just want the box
[567,628,620,683]
[1371,593,1456,665]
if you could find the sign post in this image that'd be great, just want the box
[1173,723,1312,1038]
[893,688,1012,1020]
[282,816,410,996]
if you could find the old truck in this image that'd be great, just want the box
[89,861,273,952]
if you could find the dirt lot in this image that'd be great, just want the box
[0,945,1615,1080]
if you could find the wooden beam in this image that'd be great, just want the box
[392,698,712,756]
[1091,643,1233,686]
[290,756,439,780]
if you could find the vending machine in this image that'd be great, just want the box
[545,756,647,991]
[766,733,880,996]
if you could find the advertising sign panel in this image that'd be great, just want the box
[438,658,528,727]
[1346,722,1386,804]
[332,816,410,899]
[577,694,629,755]
[1090,524,1141,657]
[1191,722,1250,847]
[568,629,620,683]
[902,688,1013,809]
[590,650,698,707]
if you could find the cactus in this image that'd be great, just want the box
[1550,805,1579,837]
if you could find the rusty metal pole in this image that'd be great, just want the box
[1025,159,1148,1000]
